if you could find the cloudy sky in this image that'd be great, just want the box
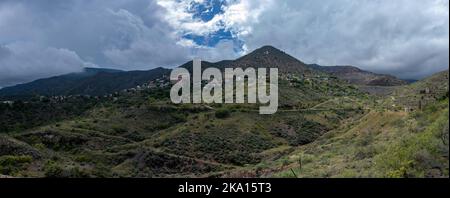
[0,0,448,87]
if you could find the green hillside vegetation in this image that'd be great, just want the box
[0,71,370,177]
[383,70,449,111]
[269,98,448,178]
[0,96,99,133]
[0,46,447,178]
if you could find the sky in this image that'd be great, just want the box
[0,0,448,87]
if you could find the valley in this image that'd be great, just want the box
[0,46,448,178]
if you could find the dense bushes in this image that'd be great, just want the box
[215,108,231,118]
[375,101,449,178]
[0,155,32,175]
[44,161,91,178]
[0,98,97,133]
[271,118,328,146]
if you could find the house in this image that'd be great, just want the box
[1,101,14,105]
[420,87,431,94]
[404,107,414,112]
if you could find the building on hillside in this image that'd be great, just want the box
[404,107,409,112]
[1,101,14,105]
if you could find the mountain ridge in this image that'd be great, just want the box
[308,64,408,86]
[0,67,170,99]
[0,45,410,99]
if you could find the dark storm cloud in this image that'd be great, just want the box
[0,0,193,87]
[243,0,449,79]
[0,43,86,87]
[0,45,11,59]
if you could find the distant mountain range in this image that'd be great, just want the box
[0,46,408,99]
[0,67,170,99]
[308,64,408,86]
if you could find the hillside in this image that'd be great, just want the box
[223,70,449,178]
[269,97,448,178]
[0,46,369,177]
[0,77,368,177]
[384,70,449,111]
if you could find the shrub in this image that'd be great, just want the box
[112,125,127,133]
[215,108,231,119]
[74,155,90,163]
[0,155,32,166]
[0,155,32,175]
[68,166,90,178]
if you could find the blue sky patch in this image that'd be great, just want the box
[188,0,226,22]
[183,0,244,53]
